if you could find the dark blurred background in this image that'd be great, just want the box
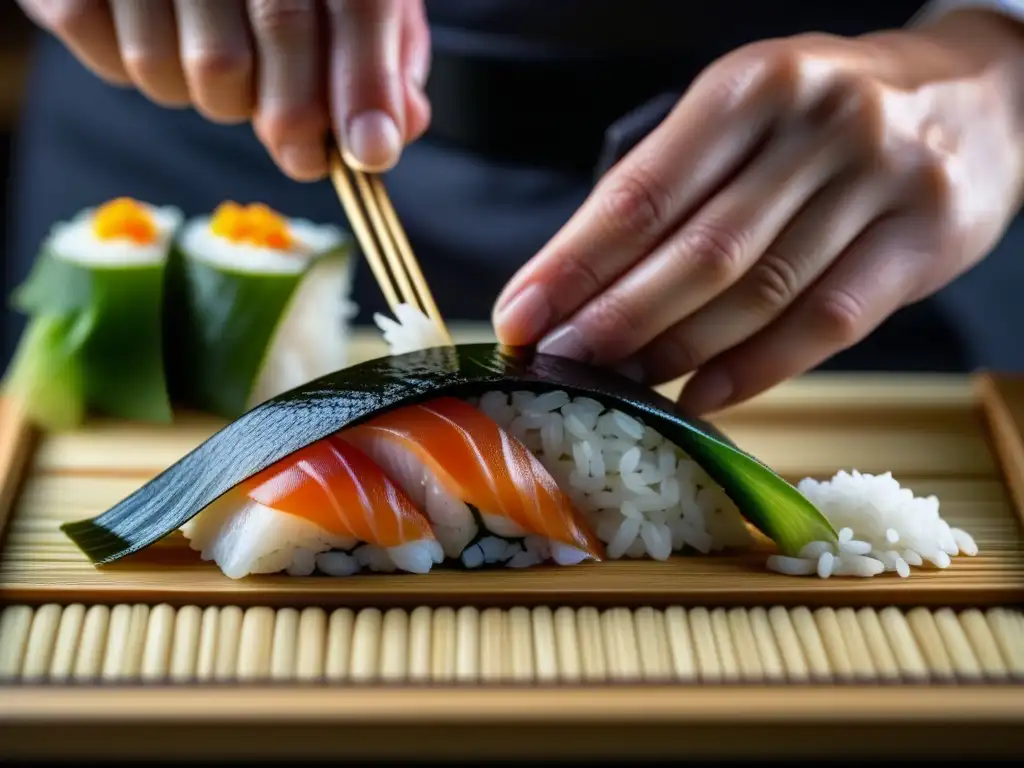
[0,6,33,334]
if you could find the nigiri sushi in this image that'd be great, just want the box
[341,396,605,569]
[180,434,443,579]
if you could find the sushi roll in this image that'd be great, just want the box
[166,201,355,420]
[3,198,182,430]
[341,397,606,569]
[180,434,444,579]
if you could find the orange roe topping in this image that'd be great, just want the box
[92,197,158,244]
[210,201,294,250]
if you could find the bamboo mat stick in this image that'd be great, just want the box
[1,603,1022,684]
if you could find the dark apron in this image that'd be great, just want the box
[5,2,1023,373]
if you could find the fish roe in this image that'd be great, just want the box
[92,197,158,244]
[210,201,294,251]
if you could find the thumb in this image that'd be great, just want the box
[328,0,407,172]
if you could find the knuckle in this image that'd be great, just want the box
[247,0,316,42]
[183,49,253,84]
[582,292,646,354]
[552,255,604,302]
[600,165,672,239]
[659,330,707,373]
[42,0,93,37]
[120,50,161,75]
[679,221,748,285]
[808,287,867,346]
[814,77,886,155]
[120,53,189,105]
[711,40,799,111]
[906,143,956,209]
[747,252,802,312]
[254,103,328,146]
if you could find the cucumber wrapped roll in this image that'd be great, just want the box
[3,198,182,430]
[166,202,355,420]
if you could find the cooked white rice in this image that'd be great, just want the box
[374,303,451,354]
[768,470,980,579]
[246,255,358,407]
[180,493,443,580]
[49,202,183,267]
[178,215,347,274]
[472,389,753,560]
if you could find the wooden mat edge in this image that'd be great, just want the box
[2,685,1023,760]
[5,682,1023,721]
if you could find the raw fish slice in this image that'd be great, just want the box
[341,396,604,567]
[181,436,443,579]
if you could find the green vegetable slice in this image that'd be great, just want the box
[4,248,173,429]
[164,239,352,420]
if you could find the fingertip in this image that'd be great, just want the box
[340,109,403,172]
[491,283,554,348]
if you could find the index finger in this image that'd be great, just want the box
[492,48,785,347]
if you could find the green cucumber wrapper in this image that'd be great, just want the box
[5,247,173,427]
[3,313,88,430]
[164,241,351,421]
[62,343,837,564]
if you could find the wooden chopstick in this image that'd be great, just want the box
[328,147,453,345]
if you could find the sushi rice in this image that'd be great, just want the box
[50,200,183,266]
[181,496,443,579]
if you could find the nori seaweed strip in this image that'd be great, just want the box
[61,343,837,563]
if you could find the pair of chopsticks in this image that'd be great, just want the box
[328,146,453,346]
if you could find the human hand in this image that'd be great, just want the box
[18,0,431,178]
[493,10,1024,414]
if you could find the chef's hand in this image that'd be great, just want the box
[494,10,1024,414]
[17,0,431,178]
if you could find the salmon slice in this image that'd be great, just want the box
[237,435,438,549]
[181,436,443,578]
[342,396,604,566]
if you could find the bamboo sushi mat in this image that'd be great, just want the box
[1,328,1024,759]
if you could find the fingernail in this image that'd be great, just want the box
[614,359,646,383]
[492,284,552,345]
[537,325,593,363]
[679,368,732,415]
[342,110,402,172]
[280,143,327,181]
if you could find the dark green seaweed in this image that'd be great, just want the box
[61,343,837,563]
